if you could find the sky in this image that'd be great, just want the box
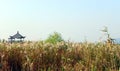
[0,0,120,42]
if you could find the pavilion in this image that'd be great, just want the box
[8,31,25,43]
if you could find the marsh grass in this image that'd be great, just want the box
[0,42,120,71]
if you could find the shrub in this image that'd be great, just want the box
[45,32,64,44]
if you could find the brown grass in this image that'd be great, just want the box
[0,41,120,71]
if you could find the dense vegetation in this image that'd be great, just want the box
[45,32,64,44]
[0,30,119,71]
[0,41,120,71]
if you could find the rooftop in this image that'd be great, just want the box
[9,31,25,39]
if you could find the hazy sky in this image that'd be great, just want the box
[0,0,120,42]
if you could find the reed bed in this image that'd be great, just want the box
[0,42,120,71]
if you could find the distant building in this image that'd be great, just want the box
[8,31,25,43]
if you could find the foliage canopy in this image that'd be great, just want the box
[45,32,64,44]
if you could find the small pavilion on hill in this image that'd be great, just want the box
[8,31,25,43]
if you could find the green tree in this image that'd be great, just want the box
[45,32,64,44]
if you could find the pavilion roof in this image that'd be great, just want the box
[9,31,25,39]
